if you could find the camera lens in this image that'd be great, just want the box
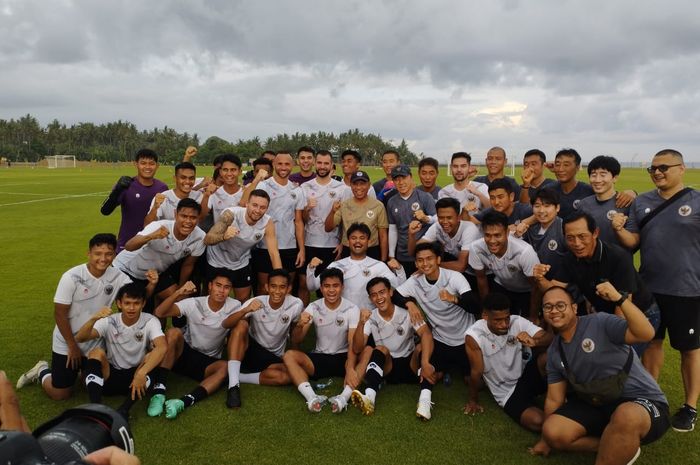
[37,415,113,464]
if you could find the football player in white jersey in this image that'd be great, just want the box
[464,292,550,431]
[75,283,167,419]
[350,277,437,420]
[204,189,281,302]
[144,161,203,225]
[17,234,141,400]
[438,152,490,217]
[306,223,406,310]
[222,269,303,408]
[146,274,241,419]
[284,268,361,413]
[199,154,244,224]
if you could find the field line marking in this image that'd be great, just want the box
[0,191,62,196]
[0,191,109,207]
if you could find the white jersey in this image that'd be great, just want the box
[113,220,206,279]
[52,264,132,356]
[397,268,475,346]
[208,186,244,223]
[93,313,164,370]
[465,316,542,406]
[257,178,306,250]
[303,298,359,355]
[177,296,241,358]
[468,236,539,293]
[244,295,304,357]
[301,178,352,248]
[438,182,489,211]
[363,306,423,358]
[207,207,271,270]
[421,221,482,257]
[306,256,406,309]
[149,189,203,221]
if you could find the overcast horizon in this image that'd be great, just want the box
[3,0,700,163]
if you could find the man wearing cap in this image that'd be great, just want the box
[326,170,388,261]
[387,165,437,275]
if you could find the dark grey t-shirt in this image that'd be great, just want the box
[547,313,667,405]
[474,203,533,225]
[553,181,594,219]
[474,175,522,200]
[387,189,437,262]
[578,195,630,248]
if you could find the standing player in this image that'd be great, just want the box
[144,161,203,225]
[204,189,281,302]
[75,283,167,418]
[17,234,135,400]
[417,157,442,200]
[222,269,303,408]
[100,149,168,252]
[519,149,557,204]
[338,150,377,198]
[472,178,533,227]
[200,154,244,224]
[551,148,594,219]
[241,151,306,295]
[148,275,240,419]
[289,146,316,185]
[473,146,521,200]
[284,268,360,413]
[351,277,437,420]
[439,152,490,216]
[373,150,401,201]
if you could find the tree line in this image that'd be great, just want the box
[0,114,420,165]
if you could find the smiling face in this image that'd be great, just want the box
[297,150,315,173]
[273,153,294,179]
[208,276,233,305]
[265,275,290,307]
[532,198,559,227]
[220,161,240,186]
[450,156,470,182]
[542,287,577,332]
[368,281,393,312]
[320,276,343,306]
[381,152,399,176]
[246,194,270,223]
[564,217,598,259]
[393,174,413,196]
[554,154,578,183]
[483,223,508,256]
[437,206,460,236]
[351,179,370,200]
[649,153,685,192]
[341,154,360,176]
[415,248,440,278]
[315,153,333,179]
[348,229,369,256]
[135,157,158,180]
[175,168,196,195]
[86,243,117,277]
[486,148,506,176]
[588,168,616,196]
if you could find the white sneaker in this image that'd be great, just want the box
[16,360,49,389]
[329,395,348,414]
[416,398,433,421]
[350,390,375,416]
[306,395,327,413]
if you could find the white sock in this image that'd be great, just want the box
[419,389,432,402]
[227,360,241,388]
[365,388,377,404]
[298,382,316,402]
[40,372,52,386]
[239,372,261,385]
[340,385,353,401]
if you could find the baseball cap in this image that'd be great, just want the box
[391,164,412,179]
[351,171,370,183]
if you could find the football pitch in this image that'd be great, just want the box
[1,164,698,465]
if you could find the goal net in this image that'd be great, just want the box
[46,155,76,169]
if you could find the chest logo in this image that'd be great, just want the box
[606,210,617,220]
[507,264,519,273]
[336,317,345,326]
[411,202,420,212]
[135,193,141,199]
[135,331,144,342]
[507,336,516,345]
[104,285,114,295]
[362,268,370,277]
[290,192,297,200]
[254,232,263,241]
[467,195,475,202]
[281,314,290,324]
[581,338,595,353]
[183,248,191,256]
[644,207,651,214]
[396,326,405,336]
[679,205,692,217]
[548,240,558,251]
[573,199,581,210]
[329,191,336,198]
[366,210,375,219]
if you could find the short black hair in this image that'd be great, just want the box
[220,153,242,169]
[542,285,574,303]
[555,148,581,166]
[523,149,546,163]
[135,148,158,162]
[531,187,560,206]
[268,269,291,285]
[253,157,272,168]
[176,197,202,214]
[249,189,271,203]
[116,282,147,302]
[175,161,196,174]
[480,210,509,230]
[320,267,344,285]
[451,152,471,164]
[341,149,361,163]
[418,157,439,170]
[414,241,442,257]
[297,146,315,156]
[563,210,597,234]
[488,178,514,194]
[382,150,399,160]
[209,273,233,286]
[654,149,684,161]
[483,293,511,312]
[587,155,620,177]
[261,150,277,158]
[435,197,461,215]
[366,276,391,294]
[316,149,333,159]
[213,155,225,167]
[89,233,117,250]
[347,222,371,239]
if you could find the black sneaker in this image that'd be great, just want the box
[226,385,241,409]
[671,404,697,432]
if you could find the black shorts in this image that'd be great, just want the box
[50,351,87,389]
[432,340,470,376]
[307,352,347,379]
[206,263,253,289]
[104,365,138,396]
[172,341,221,382]
[492,282,531,317]
[554,397,670,445]
[385,355,417,384]
[252,248,298,274]
[502,359,546,423]
[341,245,381,261]
[241,337,282,373]
[301,246,338,274]
[653,293,700,351]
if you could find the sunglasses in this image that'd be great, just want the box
[646,163,682,174]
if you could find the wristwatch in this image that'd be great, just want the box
[614,291,629,307]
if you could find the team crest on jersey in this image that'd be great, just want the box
[644,207,651,214]
[104,285,114,295]
[606,210,617,220]
[679,205,692,216]
[411,202,420,212]
[581,338,595,353]
[183,248,191,256]
[290,192,297,200]
[335,317,345,326]
[507,264,519,273]
[366,210,375,219]
[507,336,517,345]
[135,331,144,342]
[281,314,290,324]
[254,232,263,241]
[573,199,581,210]
[362,268,370,277]
[83,288,89,294]
[397,326,405,336]
[548,240,558,251]
[329,191,336,198]
[468,195,475,202]
[135,193,141,199]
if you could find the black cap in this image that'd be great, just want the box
[391,164,411,179]
[350,171,370,183]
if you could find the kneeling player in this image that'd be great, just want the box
[351,277,437,420]
[283,268,361,413]
[147,274,241,419]
[223,269,303,408]
[464,293,551,432]
[75,283,167,418]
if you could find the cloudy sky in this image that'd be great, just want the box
[2,0,700,163]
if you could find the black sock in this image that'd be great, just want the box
[84,359,104,403]
[150,367,168,395]
[182,386,208,408]
[117,397,137,418]
[420,378,433,391]
[365,349,385,391]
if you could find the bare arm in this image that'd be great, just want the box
[290,313,313,345]
[178,255,198,286]
[353,310,371,354]
[124,226,168,252]
[204,209,234,245]
[440,250,469,273]
[378,228,388,261]
[154,282,197,318]
[75,308,112,343]
[238,170,267,207]
[264,221,283,269]
[475,270,490,303]
[222,299,262,329]
[464,335,485,411]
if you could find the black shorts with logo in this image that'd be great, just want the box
[172,341,221,382]
[308,352,347,379]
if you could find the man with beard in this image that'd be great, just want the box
[289,146,316,185]
[200,154,245,224]
[439,152,490,218]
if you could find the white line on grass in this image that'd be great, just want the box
[0,191,109,207]
[0,191,61,196]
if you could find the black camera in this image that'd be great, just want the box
[0,403,134,465]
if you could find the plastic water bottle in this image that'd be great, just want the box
[313,378,333,390]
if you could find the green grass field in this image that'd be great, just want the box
[1,164,698,465]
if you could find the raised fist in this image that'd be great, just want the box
[116,176,134,191]
[224,226,240,240]
[154,193,166,207]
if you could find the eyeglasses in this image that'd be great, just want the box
[542,301,570,314]
[646,164,682,174]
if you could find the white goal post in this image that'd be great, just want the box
[46,155,76,169]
